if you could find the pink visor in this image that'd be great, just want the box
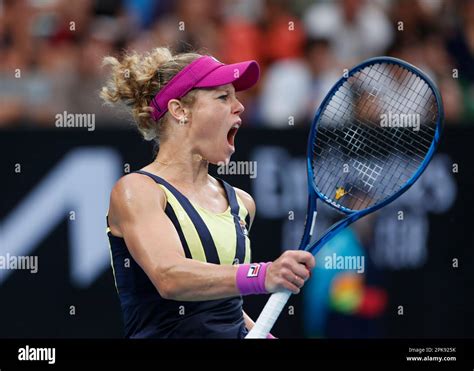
[149,56,260,121]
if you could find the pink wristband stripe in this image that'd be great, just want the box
[236,262,270,295]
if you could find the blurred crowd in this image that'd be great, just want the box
[1,0,473,129]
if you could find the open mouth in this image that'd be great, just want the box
[227,123,240,147]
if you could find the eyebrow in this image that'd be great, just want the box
[214,86,235,95]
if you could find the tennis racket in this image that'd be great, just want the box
[246,56,444,338]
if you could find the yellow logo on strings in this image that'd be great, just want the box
[335,187,346,200]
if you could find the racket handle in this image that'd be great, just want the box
[245,290,292,339]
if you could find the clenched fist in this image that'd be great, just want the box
[265,250,316,294]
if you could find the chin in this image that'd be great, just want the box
[200,142,235,165]
[208,151,233,166]
[210,156,231,166]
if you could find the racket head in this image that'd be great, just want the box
[306,56,444,216]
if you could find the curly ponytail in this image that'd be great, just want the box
[100,47,201,142]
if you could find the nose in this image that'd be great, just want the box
[232,97,245,115]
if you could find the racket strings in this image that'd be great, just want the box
[351,70,436,150]
[314,124,420,209]
[331,74,435,156]
[312,62,439,211]
[325,91,432,162]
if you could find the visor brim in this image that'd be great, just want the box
[194,60,260,91]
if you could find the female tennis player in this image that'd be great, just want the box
[102,47,315,338]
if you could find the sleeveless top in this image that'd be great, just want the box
[107,170,252,338]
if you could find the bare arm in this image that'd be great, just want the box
[108,175,315,302]
[234,187,314,335]
[109,174,240,301]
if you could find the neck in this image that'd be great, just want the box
[151,140,210,187]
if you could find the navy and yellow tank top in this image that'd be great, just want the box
[107,170,252,338]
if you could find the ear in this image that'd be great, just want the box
[167,99,189,123]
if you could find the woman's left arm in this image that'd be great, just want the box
[235,188,257,332]
[243,310,255,331]
[236,189,277,338]
[236,188,271,336]
[234,187,256,231]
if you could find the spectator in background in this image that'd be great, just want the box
[219,9,263,64]
[258,56,312,128]
[70,17,128,126]
[259,0,306,65]
[303,0,394,65]
[423,32,463,123]
[446,0,474,122]
[23,39,78,126]
[303,37,342,124]
[173,0,222,55]
[121,0,168,30]
[1,0,473,129]
[1,0,36,126]
[304,215,387,339]
[258,36,341,128]
[0,48,25,126]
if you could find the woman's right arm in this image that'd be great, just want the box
[108,174,315,302]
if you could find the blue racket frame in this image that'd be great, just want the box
[298,56,444,254]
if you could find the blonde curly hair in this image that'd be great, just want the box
[100,47,202,141]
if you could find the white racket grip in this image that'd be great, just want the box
[245,290,292,339]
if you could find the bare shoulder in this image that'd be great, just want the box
[234,187,255,206]
[108,173,166,234]
[111,173,167,211]
[233,187,256,223]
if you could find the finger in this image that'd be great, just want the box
[281,280,300,294]
[283,271,305,288]
[285,255,311,280]
[290,263,310,281]
[295,251,316,271]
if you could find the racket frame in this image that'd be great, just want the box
[300,56,444,255]
[246,56,444,339]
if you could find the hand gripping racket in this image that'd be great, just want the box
[246,56,444,338]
